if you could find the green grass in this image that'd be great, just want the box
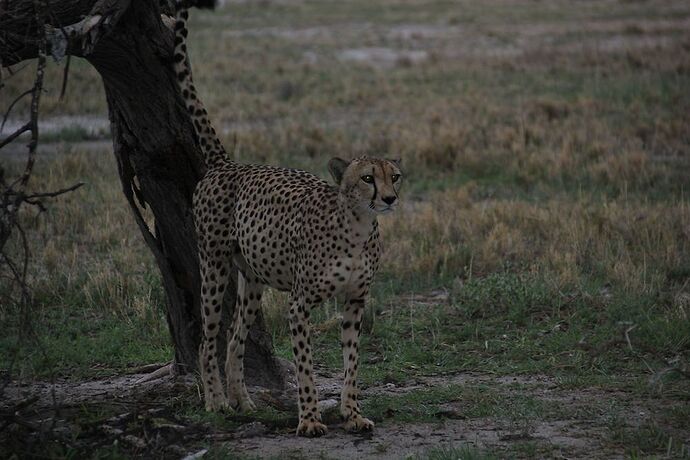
[422,444,497,460]
[609,421,690,459]
[0,311,171,379]
[290,273,688,391]
[0,150,172,379]
[360,383,549,424]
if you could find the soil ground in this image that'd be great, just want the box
[3,365,687,459]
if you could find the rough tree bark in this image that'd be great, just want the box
[1,0,286,388]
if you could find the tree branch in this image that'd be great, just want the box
[0,0,133,65]
[1,89,33,134]
[0,122,30,150]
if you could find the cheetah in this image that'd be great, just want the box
[173,2,402,436]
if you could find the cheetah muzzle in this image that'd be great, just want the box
[174,2,402,436]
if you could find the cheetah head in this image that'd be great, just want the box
[328,156,402,215]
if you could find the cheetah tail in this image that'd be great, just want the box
[174,1,227,169]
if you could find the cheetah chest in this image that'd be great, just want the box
[317,251,376,298]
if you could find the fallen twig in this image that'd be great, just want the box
[134,362,173,384]
[624,323,637,352]
[0,395,40,434]
[182,448,208,460]
[99,424,147,449]
[126,362,168,375]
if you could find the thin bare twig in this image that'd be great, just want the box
[14,221,31,330]
[0,122,30,149]
[0,249,29,307]
[0,0,52,395]
[0,1,108,450]
[25,182,85,201]
[624,324,637,352]
[59,54,70,99]
[0,88,33,134]
[21,18,45,191]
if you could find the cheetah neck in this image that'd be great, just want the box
[338,195,378,248]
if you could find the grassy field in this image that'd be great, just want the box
[2,0,690,458]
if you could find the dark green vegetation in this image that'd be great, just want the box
[2,0,689,458]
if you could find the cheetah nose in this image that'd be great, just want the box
[382,196,397,205]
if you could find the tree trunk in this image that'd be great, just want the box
[1,0,286,388]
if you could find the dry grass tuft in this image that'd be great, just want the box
[381,189,690,292]
[2,150,160,321]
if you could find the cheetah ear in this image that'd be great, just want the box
[328,157,350,185]
[388,158,402,169]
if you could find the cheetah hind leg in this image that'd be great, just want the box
[225,272,263,412]
[199,338,230,412]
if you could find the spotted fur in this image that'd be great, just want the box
[174,2,402,436]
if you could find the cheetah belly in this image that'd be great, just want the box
[238,244,294,291]
[234,221,295,291]
[233,196,299,291]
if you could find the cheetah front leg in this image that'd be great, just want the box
[340,297,374,432]
[198,250,231,412]
[289,296,327,437]
[225,272,263,412]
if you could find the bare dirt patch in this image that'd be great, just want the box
[2,368,686,458]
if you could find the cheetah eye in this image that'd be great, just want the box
[391,174,401,183]
[361,175,374,184]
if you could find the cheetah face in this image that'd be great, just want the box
[328,156,402,215]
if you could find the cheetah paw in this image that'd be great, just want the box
[236,397,256,413]
[343,415,374,432]
[296,419,328,437]
[228,388,256,412]
[204,394,230,412]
